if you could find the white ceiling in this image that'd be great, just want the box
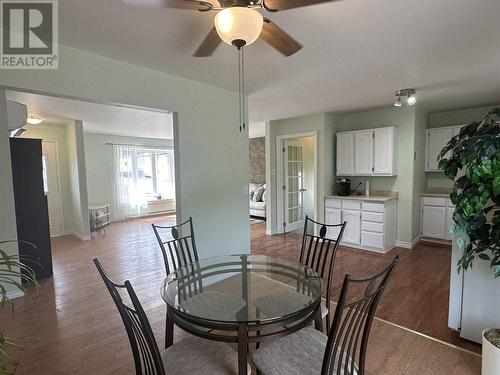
[6,91,173,139]
[55,0,500,123]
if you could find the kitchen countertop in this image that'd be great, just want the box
[420,188,452,198]
[325,193,398,202]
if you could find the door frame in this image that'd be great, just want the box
[42,140,64,237]
[276,131,318,234]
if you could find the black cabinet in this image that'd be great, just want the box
[10,138,53,280]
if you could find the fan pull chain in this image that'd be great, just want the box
[237,47,246,132]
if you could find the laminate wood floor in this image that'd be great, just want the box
[0,216,481,374]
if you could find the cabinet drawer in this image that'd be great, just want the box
[362,221,383,233]
[362,202,384,213]
[422,197,446,207]
[342,200,361,211]
[361,231,384,249]
[325,198,342,209]
[362,211,384,223]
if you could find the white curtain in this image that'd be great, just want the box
[113,145,147,219]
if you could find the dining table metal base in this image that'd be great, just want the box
[165,305,322,375]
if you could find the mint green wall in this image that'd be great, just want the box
[267,113,334,234]
[412,107,428,240]
[84,132,174,220]
[0,90,19,293]
[0,43,249,256]
[335,106,417,243]
[428,104,497,128]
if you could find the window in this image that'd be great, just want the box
[115,146,175,208]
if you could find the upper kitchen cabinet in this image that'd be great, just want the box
[425,125,464,172]
[354,130,374,175]
[336,131,355,176]
[336,126,397,176]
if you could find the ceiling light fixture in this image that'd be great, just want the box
[214,7,263,49]
[26,115,43,125]
[394,89,417,107]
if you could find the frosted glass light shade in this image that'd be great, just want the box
[214,7,263,47]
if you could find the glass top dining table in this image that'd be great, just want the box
[160,254,323,375]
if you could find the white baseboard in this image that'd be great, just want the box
[396,236,421,249]
[419,237,452,246]
[6,289,24,300]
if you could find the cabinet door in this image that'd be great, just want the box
[354,130,374,175]
[422,206,446,239]
[445,207,454,241]
[426,128,452,171]
[342,209,361,244]
[325,208,342,240]
[336,132,354,176]
[373,127,395,175]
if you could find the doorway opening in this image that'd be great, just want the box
[276,132,318,234]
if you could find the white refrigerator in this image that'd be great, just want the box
[448,238,500,343]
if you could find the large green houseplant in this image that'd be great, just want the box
[0,241,38,375]
[438,108,500,277]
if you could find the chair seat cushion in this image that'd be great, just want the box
[162,336,250,375]
[252,328,358,375]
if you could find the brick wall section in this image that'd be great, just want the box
[249,137,265,184]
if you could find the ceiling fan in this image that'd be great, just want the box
[123,0,338,57]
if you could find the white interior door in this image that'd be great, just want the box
[42,141,64,237]
[284,140,305,232]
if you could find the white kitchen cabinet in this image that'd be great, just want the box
[325,208,342,239]
[373,127,396,175]
[422,205,446,239]
[426,128,452,171]
[336,127,397,177]
[425,125,464,172]
[336,132,354,176]
[342,209,361,245]
[354,130,373,175]
[325,197,397,253]
[421,196,455,241]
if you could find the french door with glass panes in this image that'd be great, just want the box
[283,140,305,233]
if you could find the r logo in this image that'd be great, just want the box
[2,2,53,54]
[1,1,58,69]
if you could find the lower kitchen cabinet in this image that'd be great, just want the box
[421,196,454,241]
[325,197,397,253]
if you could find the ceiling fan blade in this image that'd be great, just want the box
[193,27,222,57]
[123,0,216,11]
[262,0,337,11]
[260,19,302,57]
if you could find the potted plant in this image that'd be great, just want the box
[0,241,38,375]
[438,108,500,277]
[483,329,500,375]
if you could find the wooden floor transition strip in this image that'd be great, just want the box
[254,272,482,358]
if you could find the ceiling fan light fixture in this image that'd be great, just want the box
[394,95,402,107]
[26,115,43,125]
[214,7,263,48]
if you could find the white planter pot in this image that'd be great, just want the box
[482,329,500,375]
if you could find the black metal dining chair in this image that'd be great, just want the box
[252,256,400,375]
[254,215,347,334]
[94,258,248,375]
[152,217,246,348]
[152,217,198,275]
